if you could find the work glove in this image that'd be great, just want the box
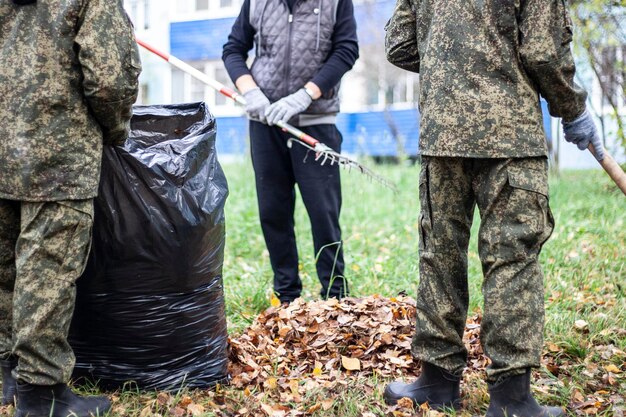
[264,88,313,126]
[562,109,605,161]
[243,87,271,123]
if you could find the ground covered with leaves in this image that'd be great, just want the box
[225,295,624,416]
[4,294,622,417]
[1,166,624,416]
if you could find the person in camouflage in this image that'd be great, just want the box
[383,0,604,416]
[0,0,140,416]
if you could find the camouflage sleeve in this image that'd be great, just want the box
[75,0,141,145]
[518,0,587,122]
[384,0,420,73]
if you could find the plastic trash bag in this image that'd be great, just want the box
[69,102,229,390]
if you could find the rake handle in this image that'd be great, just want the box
[136,38,320,149]
[588,144,626,197]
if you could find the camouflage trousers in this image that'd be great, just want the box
[0,199,93,385]
[412,156,554,383]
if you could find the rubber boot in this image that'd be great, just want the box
[1,356,18,406]
[383,361,461,410]
[486,369,564,417]
[15,382,111,417]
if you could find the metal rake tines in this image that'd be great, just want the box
[287,138,399,193]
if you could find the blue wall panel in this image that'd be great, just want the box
[213,106,551,157]
[169,0,395,61]
[213,108,421,157]
[215,116,249,155]
[170,18,236,61]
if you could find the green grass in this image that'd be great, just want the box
[219,159,625,416]
[1,159,624,416]
[223,160,625,335]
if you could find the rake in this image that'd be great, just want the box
[587,144,626,197]
[136,39,398,193]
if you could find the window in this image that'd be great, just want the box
[214,66,230,106]
[598,45,625,109]
[189,0,241,13]
[190,64,207,103]
[139,83,149,104]
[172,69,185,103]
[124,0,150,30]
[143,0,150,29]
[171,61,239,115]
[128,0,138,24]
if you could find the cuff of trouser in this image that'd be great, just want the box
[278,294,300,304]
[410,341,467,376]
[410,356,466,378]
[486,364,537,384]
[12,369,70,386]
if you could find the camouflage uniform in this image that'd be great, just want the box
[385,0,587,381]
[0,0,140,385]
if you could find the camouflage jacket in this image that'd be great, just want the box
[384,0,587,158]
[0,0,141,201]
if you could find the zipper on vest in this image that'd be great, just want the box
[284,13,294,97]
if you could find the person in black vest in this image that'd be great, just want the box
[222,0,358,304]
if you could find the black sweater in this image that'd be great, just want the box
[222,0,359,94]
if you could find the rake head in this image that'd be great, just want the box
[287,138,398,193]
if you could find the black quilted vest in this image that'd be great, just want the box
[250,0,341,117]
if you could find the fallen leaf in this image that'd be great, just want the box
[547,342,560,352]
[605,364,621,373]
[341,356,361,371]
[396,397,413,409]
[187,403,205,416]
[575,320,589,331]
[270,294,281,308]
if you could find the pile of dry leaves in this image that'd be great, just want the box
[226,295,624,416]
[225,295,489,416]
[229,295,488,386]
[3,295,621,417]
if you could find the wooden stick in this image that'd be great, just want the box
[588,144,626,196]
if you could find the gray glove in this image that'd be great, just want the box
[264,88,313,126]
[243,87,271,123]
[562,109,605,161]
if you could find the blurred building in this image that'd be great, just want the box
[125,0,427,160]
[124,0,626,168]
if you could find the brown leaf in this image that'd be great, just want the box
[170,407,185,417]
[396,397,414,409]
[605,364,621,373]
[187,403,205,416]
[575,320,589,331]
[341,356,361,371]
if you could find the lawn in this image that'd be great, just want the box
[1,158,624,416]
[218,158,625,416]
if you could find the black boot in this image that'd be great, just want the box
[15,382,111,417]
[383,362,461,410]
[0,356,18,406]
[486,369,564,417]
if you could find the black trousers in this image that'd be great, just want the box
[249,121,348,302]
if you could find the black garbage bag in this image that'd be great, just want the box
[69,102,229,390]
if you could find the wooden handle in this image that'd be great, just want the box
[588,144,626,197]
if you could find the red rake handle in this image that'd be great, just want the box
[136,38,320,149]
[136,38,244,104]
